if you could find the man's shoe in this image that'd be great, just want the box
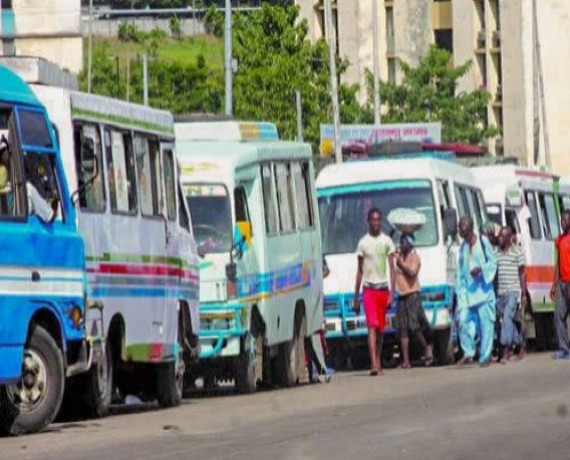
[552,350,570,360]
[456,356,474,367]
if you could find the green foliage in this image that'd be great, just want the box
[367,46,498,144]
[204,5,224,38]
[118,21,143,43]
[230,4,366,150]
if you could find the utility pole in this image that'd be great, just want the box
[126,51,130,102]
[296,90,303,142]
[143,54,149,106]
[533,0,551,169]
[224,0,233,116]
[324,0,342,163]
[87,0,94,93]
[372,0,381,125]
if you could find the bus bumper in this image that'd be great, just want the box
[324,285,454,342]
[198,302,248,360]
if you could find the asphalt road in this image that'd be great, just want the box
[3,353,570,460]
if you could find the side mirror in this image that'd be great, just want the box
[231,236,245,261]
[444,207,458,239]
[225,261,237,282]
[322,257,330,278]
[197,244,206,259]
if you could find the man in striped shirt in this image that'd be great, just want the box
[495,226,527,362]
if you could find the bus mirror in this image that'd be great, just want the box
[444,207,458,238]
[226,261,237,282]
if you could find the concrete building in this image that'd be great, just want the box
[296,0,570,173]
[0,0,83,74]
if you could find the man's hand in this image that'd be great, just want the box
[550,284,557,301]
[353,296,360,313]
[387,291,393,307]
[470,267,482,278]
[520,292,528,311]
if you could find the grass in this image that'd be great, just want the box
[87,35,224,71]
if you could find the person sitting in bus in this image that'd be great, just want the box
[495,225,527,363]
[550,210,570,360]
[393,233,434,368]
[24,155,59,224]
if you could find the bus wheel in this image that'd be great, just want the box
[0,325,64,435]
[156,326,185,407]
[434,328,454,365]
[235,330,262,394]
[82,340,113,418]
[274,314,305,387]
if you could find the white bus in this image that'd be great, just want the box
[317,152,487,366]
[32,86,200,414]
[175,121,323,392]
[472,165,570,349]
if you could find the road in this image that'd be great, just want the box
[3,353,570,460]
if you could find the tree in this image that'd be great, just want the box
[367,46,498,144]
[227,4,367,150]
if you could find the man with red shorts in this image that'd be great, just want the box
[353,208,396,375]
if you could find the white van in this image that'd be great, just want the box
[472,165,570,349]
[32,86,200,414]
[317,152,487,366]
[175,121,323,392]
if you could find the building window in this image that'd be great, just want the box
[386,6,395,55]
[434,29,453,54]
[387,58,397,84]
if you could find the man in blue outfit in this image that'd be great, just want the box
[456,217,498,367]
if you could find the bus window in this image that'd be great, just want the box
[505,209,520,236]
[162,149,177,221]
[466,188,481,229]
[301,162,314,227]
[234,186,250,223]
[73,123,105,212]
[261,164,278,234]
[135,136,159,217]
[177,185,190,232]
[454,184,467,218]
[476,189,487,224]
[292,162,310,229]
[538,193,560,240]
[486,204,502,226]
[105,129,137,214]
[274,163,294,232]
[436,180,450,209]
[525,191,542,239]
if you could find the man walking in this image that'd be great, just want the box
[550,210,570,359]
[353,208,395,375]
[393,233,434,368]
[456,217,497,367]
[495,226,527,362]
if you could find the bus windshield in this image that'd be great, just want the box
[318,180,438,255]
[185,183,232,254]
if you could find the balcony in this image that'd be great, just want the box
[475,30,486,53]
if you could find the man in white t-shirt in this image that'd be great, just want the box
[353,208,396,375]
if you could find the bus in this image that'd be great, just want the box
[175,121,323,392]
[31,85,200,413]
[472,165,570,349]
[0,65,101,435]
[316,152,487,367]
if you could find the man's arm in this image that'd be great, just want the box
[353,256,364,311]
[396,254,420,280]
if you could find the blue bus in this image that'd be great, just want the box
[0,65,99,435]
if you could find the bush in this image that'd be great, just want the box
[118,21,143,43]
[204,5,224,38]
[169,17,183,40]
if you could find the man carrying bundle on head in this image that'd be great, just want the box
[393,233,434,368]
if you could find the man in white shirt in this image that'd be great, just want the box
[353,208,396,375]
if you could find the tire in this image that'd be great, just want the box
[274,314,305,387]
[81,340,113,418]
[0,325,64,435]
[156,330,185,407]
[434,328,454,365]
[235,331,261,394]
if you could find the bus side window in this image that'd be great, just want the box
[149,140,164,217]
[105,129,137,214]
[135,135,159,217]
[301,162,314,227]
[73,123,105,212]
[505,209,520,236]
[274,163,294,232]
[292,162,310,230]
[538,192,560,240]
[525,191,542,239]
[178,185,190,232]
[261,164,278,234]
[162,149,177,221]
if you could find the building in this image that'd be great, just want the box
[296,0,570,173]
[0,0,83,74]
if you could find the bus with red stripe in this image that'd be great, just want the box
[472,165,570,349]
